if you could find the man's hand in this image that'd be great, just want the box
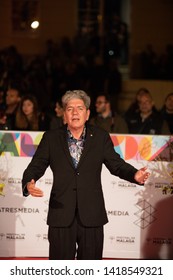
[134,166,150,184]
[27,179,44,197]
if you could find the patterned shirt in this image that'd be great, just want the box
[67,127,86,168]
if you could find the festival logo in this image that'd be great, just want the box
[108,235,135,245]
[116,236,135,244]
[134,200,157,229]
[6,233,25,240]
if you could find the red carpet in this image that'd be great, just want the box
[0,257,48,260]
[0,257,119,260]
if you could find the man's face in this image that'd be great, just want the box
[6,89,20,106]
[165,95,173,112]
[95,96,107,114]
[64,98,90,131]
[138,95,153,115]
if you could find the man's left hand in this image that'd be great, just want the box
[134,166,150,184]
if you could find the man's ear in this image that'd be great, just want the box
[86,109,90,120]
[63,112,67,123]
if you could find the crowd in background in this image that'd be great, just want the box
[0,83,173,136]
[0,40,173,135]
[133,43,173,80]
[0,34,124,111]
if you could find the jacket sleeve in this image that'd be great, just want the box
[22,131,50,196]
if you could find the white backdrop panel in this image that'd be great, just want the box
[0,131,173,259]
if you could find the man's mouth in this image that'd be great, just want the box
[72,117,79,121]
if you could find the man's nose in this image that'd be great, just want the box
[72,108,78,114]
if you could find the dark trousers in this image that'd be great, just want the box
[48,213,103,260]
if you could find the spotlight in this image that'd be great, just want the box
[31,21,39,29]
[108,50,114,56]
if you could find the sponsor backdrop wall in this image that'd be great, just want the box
[0,131,173,259]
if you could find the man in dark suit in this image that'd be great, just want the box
[22,90,150,260]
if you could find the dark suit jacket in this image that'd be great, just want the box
[22,124,138,227]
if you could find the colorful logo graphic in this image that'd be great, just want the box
[0,183,5,196]
[0,132,43,157]
[112,135,173,161]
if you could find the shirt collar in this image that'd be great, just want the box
[67,126,86,141]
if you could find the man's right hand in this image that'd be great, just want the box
[27,179,44,197]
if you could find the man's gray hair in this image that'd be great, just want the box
[62,90,91,110]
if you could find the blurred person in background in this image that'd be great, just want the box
[50,99,65,130]
[0,87,21,130]
[0,86,6,111]
[0,86,7,129]
[90,94,128,133]
[124,87,158,121]
[160,92,173,134]
[126,91,170,135]
[15,94,50,131]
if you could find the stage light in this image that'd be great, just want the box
[108,50,114,56]
[31,21,39,29]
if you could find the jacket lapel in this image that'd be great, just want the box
[59,126,74,168]
[77,125,94,168]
